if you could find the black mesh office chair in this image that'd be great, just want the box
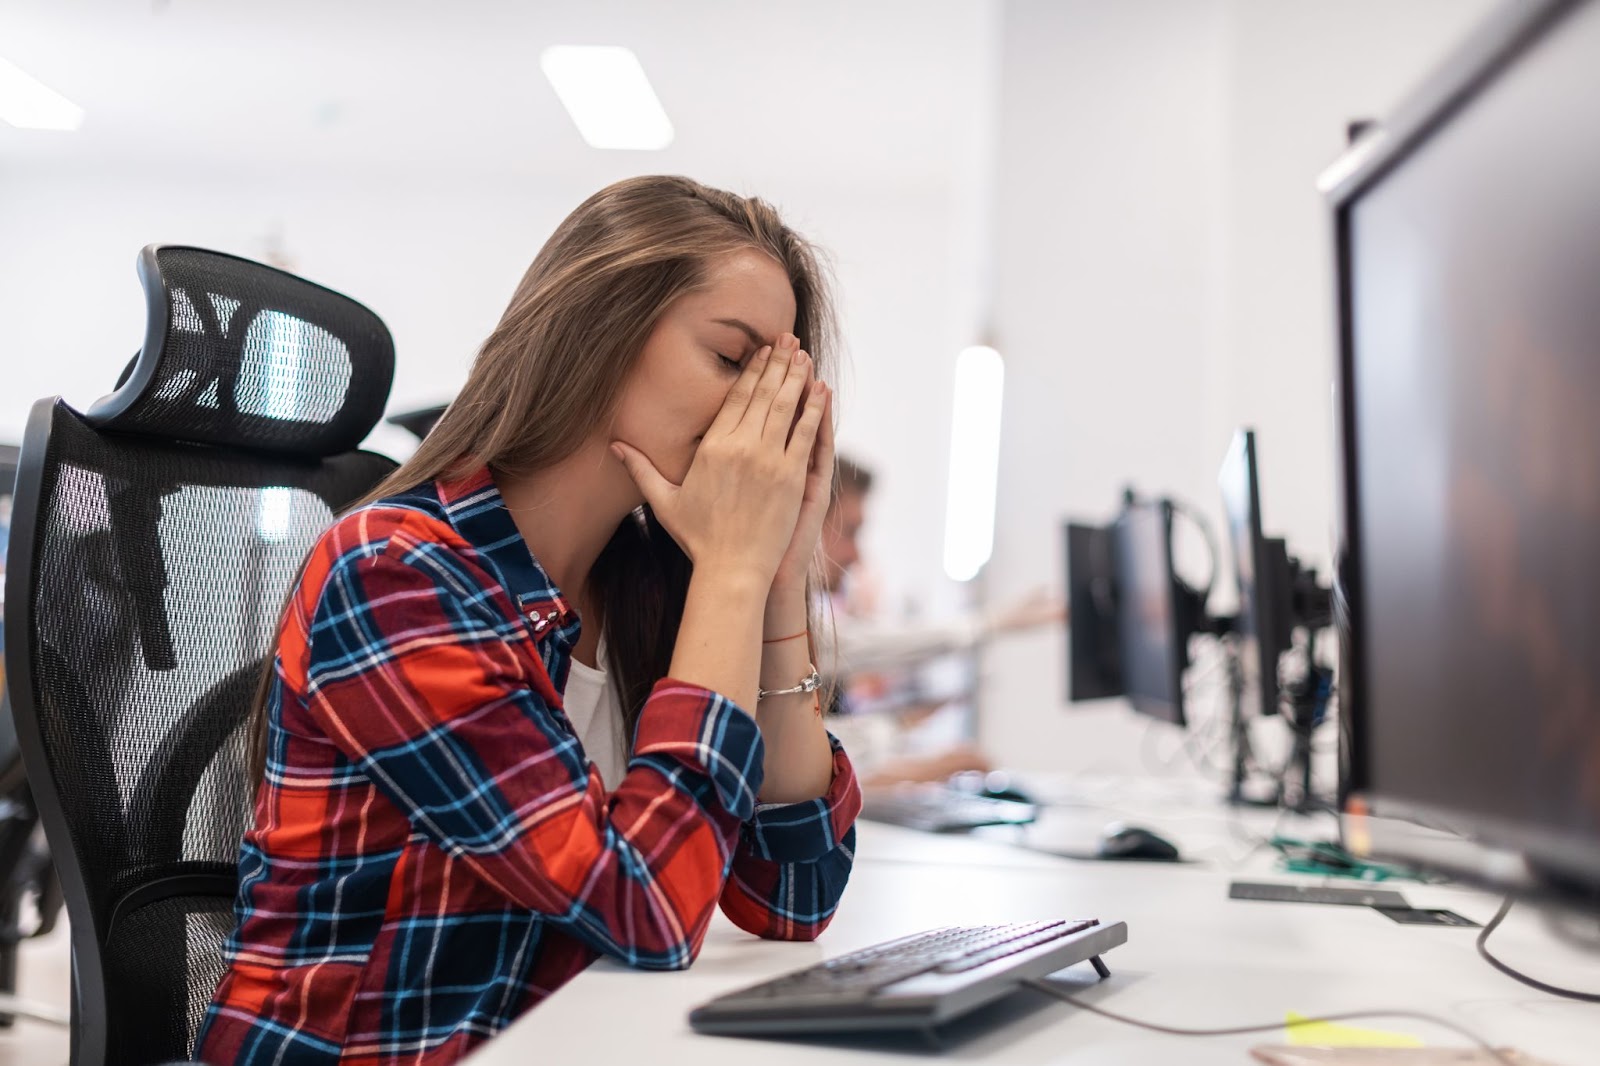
[2,246,399,1065]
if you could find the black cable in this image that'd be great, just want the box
[1477,896,1600,1002]
[1021,979,1515,1066]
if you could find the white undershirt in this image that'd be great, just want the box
[561,639,628,790]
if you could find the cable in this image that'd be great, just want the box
[1021,979,1516,1066]
[1476,897,1600,1002]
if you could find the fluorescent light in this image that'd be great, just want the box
[540,46,673,151]
[942,346,1005,582]
[0,57,84,131]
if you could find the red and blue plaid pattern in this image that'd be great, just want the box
[197,466,860,1064]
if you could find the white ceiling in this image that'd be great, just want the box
[0,0,998,191]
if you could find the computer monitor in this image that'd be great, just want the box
[1064,522,1121,702]
[1111,499,1190,727]
[1328,0,1600,906]
[1217,429,1294,721]
[1065,495,1202,726]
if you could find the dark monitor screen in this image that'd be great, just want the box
[1333,0,1600,900]
[1111,500,1187,727]
[1218,429,1293,720]
[1064,522,1122,702]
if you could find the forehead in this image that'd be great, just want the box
[675,249,797,338]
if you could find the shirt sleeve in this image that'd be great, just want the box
[718,733,861,941]
[299,542,765,971]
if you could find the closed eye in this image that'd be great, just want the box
[716,352,744,372]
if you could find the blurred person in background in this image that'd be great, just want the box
[821,454,1064,787]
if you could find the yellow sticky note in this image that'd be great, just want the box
[1285,1011,1425,1048]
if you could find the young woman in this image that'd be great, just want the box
[197,176,861,1065]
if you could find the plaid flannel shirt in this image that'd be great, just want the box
[197,466,860,1064]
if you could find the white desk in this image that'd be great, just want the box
[469,782,1598,1064]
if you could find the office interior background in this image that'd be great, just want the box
[0,0,1504,778]
[17,1,1600,1062]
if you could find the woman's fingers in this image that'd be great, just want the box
[737,333,799,435]
[764,345,814,443]
[787,380,830,462]
[707,344,774,438]
[810,387,835,475]
[610,440,675,513]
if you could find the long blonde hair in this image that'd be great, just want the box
[250,175,839,779]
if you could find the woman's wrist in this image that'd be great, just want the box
[693,563,772,607]
[763,587,809,640]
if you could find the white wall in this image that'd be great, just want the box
[980,0,1499,776]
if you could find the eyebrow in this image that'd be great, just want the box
[711,317,771,348]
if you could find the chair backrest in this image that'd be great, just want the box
[3,246,398,1065]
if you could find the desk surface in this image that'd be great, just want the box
[468,780,1597,1065]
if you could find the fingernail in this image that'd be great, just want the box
[792,346,806,365]
[609,443,625,460]
[758,345,773,360]
[782,333,798,349]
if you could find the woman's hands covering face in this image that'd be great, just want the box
[612,333,831,590]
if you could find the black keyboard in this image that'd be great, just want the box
[689,918,1128,1035]
[859,789,1038,832]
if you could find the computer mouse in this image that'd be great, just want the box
[1096,823,1180,861]
[949,770,1037,806]
[978,783,1036,805]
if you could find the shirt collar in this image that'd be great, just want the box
[433,464,581,649]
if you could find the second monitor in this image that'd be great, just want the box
[1065,491,1213,728]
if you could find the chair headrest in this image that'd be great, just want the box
[86,245,395,458]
